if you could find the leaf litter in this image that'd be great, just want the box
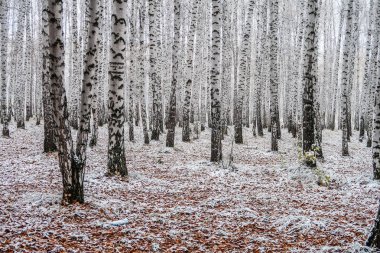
[0,122,378,252]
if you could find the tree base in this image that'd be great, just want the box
[367,201,380,249]
[2,128,10,137]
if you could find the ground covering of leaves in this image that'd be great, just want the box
[0,121,378,252]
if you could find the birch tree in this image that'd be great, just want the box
[361,0,375,142]
[107,0,128,176]
[182,0,200,142]
[234,0,255,144]
[48,0,78,204]
[0,0,9,136]
[149,0,161,141]
[166,0,180,147]
[371,0,380,180]
[340,0,354,156]
[139,0,149,144]
[73,0,100,200]
[368,2,380,234]
[70,0,80,130]
[42,0,57,152]
[329,3,345,130]
[302,0,319,156]
[210,0,222,162]
[367,0,380,148]
[90,0,105,147]
[14,0,27,129]
[128,0,136,142]
[269,0,279,151]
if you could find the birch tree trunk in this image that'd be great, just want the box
[346,0,359,141]
[234,0,255,144]
[371,0,380,180]
[340,0,354,156]
[155,0,164,134]
[107,0,128,176]
[368,11,380,232]
[269,0,279,151]
[256,0,268,138]
[25,10,32,122]
[128,0,136,142]
[149,0,160,141]
[302,0,318,155]
[182,0,200,142]
[329,4,345,130]
[166,0,180,147]
[221,0,232,137]
[367,200,380,248]
[48,0,76,204]
[90,0,105,147]
[367,0,380,148]
[361,0,375,141]
[210,0,222,162]
[73,0,100,202]
[15,0,26,129]
[70,0,80,130]
[42,1,57,152]
[0,0,9,136]
[290,1,304,137]
[139,1,149,144]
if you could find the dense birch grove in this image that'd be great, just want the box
[2,0,380,250]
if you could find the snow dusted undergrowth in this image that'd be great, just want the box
[0,121,379,252]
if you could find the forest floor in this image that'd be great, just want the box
[0,120,378,252]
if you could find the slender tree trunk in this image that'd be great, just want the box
[42,4,57,152]
[371,0,380,180]
[72,0,100,202]
[15,1,26,129]
[269,0,279,151]
[107,0,128,176]
[25,11,32,122]
[1,1,10,137]
[329,5,345,130]
[359,116,365,142]
[256,0,267,138]
[149,0,160,141]
[302,0,318,156]
[367,2,380,148]
[340,0,354,156]
[166,0,180,147]
[139,2,149,144]
[234,0,254,144]
[362,0,375,139]
[90,0,105,147]
[182,0,200,142]
[210,0,222,162]
[70,0,80,130]
[48,0,76,204]
[367,200,380,248]
[128,0,136,142]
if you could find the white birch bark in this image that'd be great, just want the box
[210,0,222,162]
[139,0,149,144]
[107,0,128,176]
[302,0,319,155]
[182,0,201,142]
[269,0,279,151]
[48,0,75,204]
[234,0,255,144]
[0,0,10,136]
[340,0,354,156]
[166,0,180,147]
[371,0,380,180]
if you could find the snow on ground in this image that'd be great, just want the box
[0,121,378,252]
